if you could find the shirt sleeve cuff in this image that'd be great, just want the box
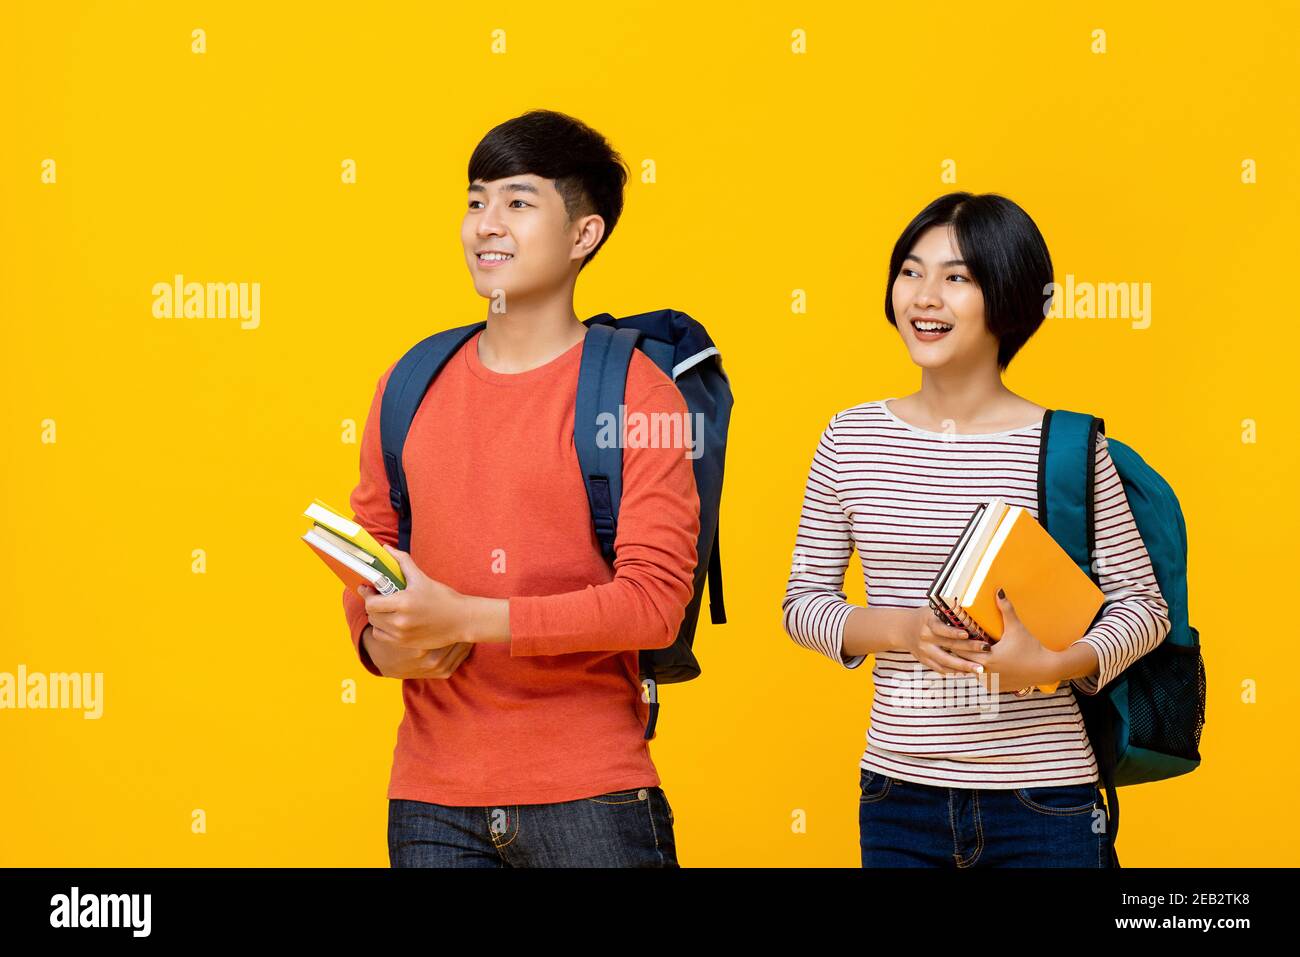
[833,605,866,670]
[349,612,384,678]
[1069,635,1106,695]
[507,595,548,657]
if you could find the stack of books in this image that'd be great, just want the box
[302,499,406,595]
[926,497,1105,695]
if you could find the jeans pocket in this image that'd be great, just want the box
[657,787,675,827]
[583,787,650,806]
[575,787,674,867]
[1013,783,1099,816]
[859,768,893,804]
[649,788,677,865]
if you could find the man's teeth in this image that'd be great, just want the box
[914,320,953,332]
[479,252,513,261]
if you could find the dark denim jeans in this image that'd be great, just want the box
[388,785,678,868]
[858,767,1113,867]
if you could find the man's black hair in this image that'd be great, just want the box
[884,192,1054,372]
[468,109,629,270]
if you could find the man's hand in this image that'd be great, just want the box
[358,544,475,679]
[360,622,472,679]
[975,588,1061,694]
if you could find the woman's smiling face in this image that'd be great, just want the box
[891,225,997,370]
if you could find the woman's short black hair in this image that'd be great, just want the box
[884,192,1053,371]
[468,109,629,270]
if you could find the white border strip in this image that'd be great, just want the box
[672,346,719,380]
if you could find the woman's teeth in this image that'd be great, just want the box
[912,319,953,338]
[478,252,513,262]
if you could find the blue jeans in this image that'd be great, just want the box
[388,786,678,868]
[858,767,1113,867]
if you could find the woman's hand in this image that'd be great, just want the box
[974,589,1061,694]
[898,604,993,676]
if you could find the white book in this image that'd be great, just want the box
[302,528,401,595]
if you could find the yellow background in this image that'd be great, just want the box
[2,1,1296,866]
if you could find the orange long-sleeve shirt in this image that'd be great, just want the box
[342,326,700,806]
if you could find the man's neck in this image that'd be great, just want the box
[477,295,588,374]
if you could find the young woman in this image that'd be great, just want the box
[781,193,1171,868]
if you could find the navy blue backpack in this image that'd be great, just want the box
[1040,410,1206,867]
[378,309,733,740]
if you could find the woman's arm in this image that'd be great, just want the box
[781,413,871,668]
[1069,433,1172,694]
[841,606,914,659]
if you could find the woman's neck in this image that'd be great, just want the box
[899,368,1036,432]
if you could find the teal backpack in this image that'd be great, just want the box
[1040,410,1206,868]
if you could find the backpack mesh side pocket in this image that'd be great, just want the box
[1126,631,1206,761]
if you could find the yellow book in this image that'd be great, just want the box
[959,504,1105,695]
[302,499,406,588]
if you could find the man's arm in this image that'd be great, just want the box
[341,364,400,677]
[355,622,381,675]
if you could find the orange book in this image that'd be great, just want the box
[957,502,1105,695]
[302,520,404,596]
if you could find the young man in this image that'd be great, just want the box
[341,110,701,867]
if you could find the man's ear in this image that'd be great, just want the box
[572,213,605,262]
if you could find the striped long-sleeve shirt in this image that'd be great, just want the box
[781,398,1171,788]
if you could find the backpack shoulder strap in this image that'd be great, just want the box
[574,322,644,562]
[588,309,730,627]
[1040,407,1123,867]
[380,322,486,552]
[1039,409,1105,582]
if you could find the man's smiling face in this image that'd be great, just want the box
[462,173,603,304]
